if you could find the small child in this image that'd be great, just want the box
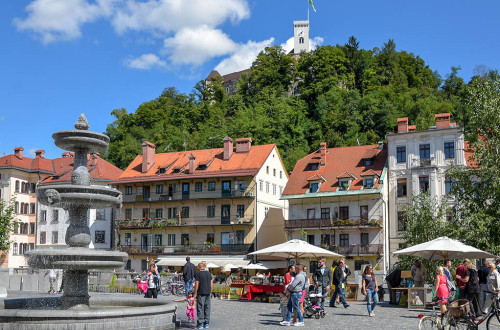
[279,291,288,321]
[175,291,196,323]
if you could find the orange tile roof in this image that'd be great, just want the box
[283,144,387,196]
[114,144,276,184]
[0,154,55,174]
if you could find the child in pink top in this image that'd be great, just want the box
[175,291,196,323]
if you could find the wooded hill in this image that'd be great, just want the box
[105,37,474,171]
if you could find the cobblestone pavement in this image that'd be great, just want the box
[173,297,427,330]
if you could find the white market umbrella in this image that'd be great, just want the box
[221,263,239,272]
[243,263,268,270]
[205,262,220,269]
[393,236,496,260]
[249,239,343,261]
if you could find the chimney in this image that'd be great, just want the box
[188,153,196,174]
[142,141,156,173]
[14,147,23,159]
[35,150,45,158]
[435,113,451,129]
[235,137,252,153]
[397,117,409,133]
[319,142,327,166]
[223,136,233,160]
[408,125,416,132]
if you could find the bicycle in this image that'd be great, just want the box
[418,296,471,330]
[160,281,186,296]
[463,291,500,330]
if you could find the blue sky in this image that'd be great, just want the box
[1,0,499,159]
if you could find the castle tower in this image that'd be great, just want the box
[293,20,310,54]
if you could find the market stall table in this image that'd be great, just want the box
[239,284,285,301]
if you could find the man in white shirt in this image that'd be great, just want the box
[45,269,59,294]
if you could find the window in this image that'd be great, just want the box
[136,187,143,196]
[339,180,349,190]
[236,230,245,245]
[280,171,283,179]
[272,184,277,195]
[237,205,244,218]
[207,205,215,218]
[181,234,189,246]
[40,210,47,222]
[396,146,406,163]
[299,36,304,44]
[96,209,105,220]
[167,234,176,246]
[363,178,374,188]
[222,181,231,193]
[320,208,330,219]
[51,231,58,244]
[142,208,149,219]
[29,223,35,235]
[156,185,163,194]
[419,144,430,159]
[444,142,455,159]
[419,176,429,193]
[320,234,330,247]
[208,182,216,191]
[446,207,456,222]
[307,235,315,245]
[266,183,270,193]
[40,231,46,244]
[398,211,406,231]
[339,234,349,246]
[206,233,215,244]
[445,177,454,194]
[15,180,20,192]
[360,205,368,219]
[361,233,369,246]
[15,202,19,214]
[172,207,178,219]
[94,231,105,244]
[13,243,18,255]
[155,208,163,219]
[154,234,162,246]
[29,243,34,251]
[259,181,263,191]
[309,182,319,193]
[125,233,131,246]
[279,186,283,195]
[31,183,36,193]
[221,232,233,245]
[364,159,373,166]
[125,186,132,195]
[125,260,131,270]
[339,206,349,220]
[307,209,315,219]
[195,182,202,192]
[397,179,407,197]
[181,207,189,218]
[266,166,269,174]
[13,222,19,234]
[310,163,319,171]
[20,223,28,234]
[30,203,36,214]
[125,209,132,220]
[273,168,276,176]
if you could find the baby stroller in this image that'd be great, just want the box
[304,285,326,319]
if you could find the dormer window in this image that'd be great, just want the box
[173,168,180,173]
[310,163,318,171]
[363,177,375,188]
[339,179,350,191]
[158,168,166,174]
[310,182,319,193]
[364,158,373,166]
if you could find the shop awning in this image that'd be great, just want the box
[156,256,250,268]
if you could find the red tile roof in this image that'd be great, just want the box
[0,154,55,174]
[283,144,387,196]
[114,144,277,184]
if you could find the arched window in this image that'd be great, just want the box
[21,182,25,193]
[15,202,19,214]
[299,37,304,44]
[24,203,28,214]
[15,180,20,192]
[13,243,18,255]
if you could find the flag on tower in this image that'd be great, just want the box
[309,0,317,12]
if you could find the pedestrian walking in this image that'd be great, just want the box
[175,291,197,324]
[331,259,350,308]
[483,262,500,314]
[194,262,213,329]
[362,265,378,317]
[44,269,59,294]
[434,266,449,316]
[183,256,196,298]
[280,263,305,327]
[478,260,490,309]
[312,257,331,310]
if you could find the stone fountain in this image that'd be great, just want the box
[0,115,176,329]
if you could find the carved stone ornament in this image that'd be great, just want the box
[44,189,61,205]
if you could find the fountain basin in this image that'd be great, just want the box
[0,295,177,329]
[53,130,110,153]
[26,248,128,270]
[36,184,122,209]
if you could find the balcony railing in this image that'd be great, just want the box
[116,216,254,229]
[124,187,256,204]
[329,244,383,256]
[119,243,254,255]
[284,218,382,230]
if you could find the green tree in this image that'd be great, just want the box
[0,199,15,255]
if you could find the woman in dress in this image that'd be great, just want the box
[361,264,378,317]
[434,266,449,315]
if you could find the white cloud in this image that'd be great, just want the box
[162,26,237,66]
[111,0,250,34]
[215,38,274,75]
[124,54,166,70]
[13,0,115,44]
[281,36,324,54]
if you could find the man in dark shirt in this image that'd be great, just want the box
[478,261,490,309]
[194,262,213,329]
[313,257,331,309]
[456,259,469,299]
[183,257,196,298]
[385,269,402,304]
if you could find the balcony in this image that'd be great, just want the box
[116,216,254,229]
[284,217,382,230]
[119,243,254,255]
[412,158,434,168]
[329,243,383,256]
[123,187,255,204]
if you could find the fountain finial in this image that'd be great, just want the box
[75,113,89,130]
